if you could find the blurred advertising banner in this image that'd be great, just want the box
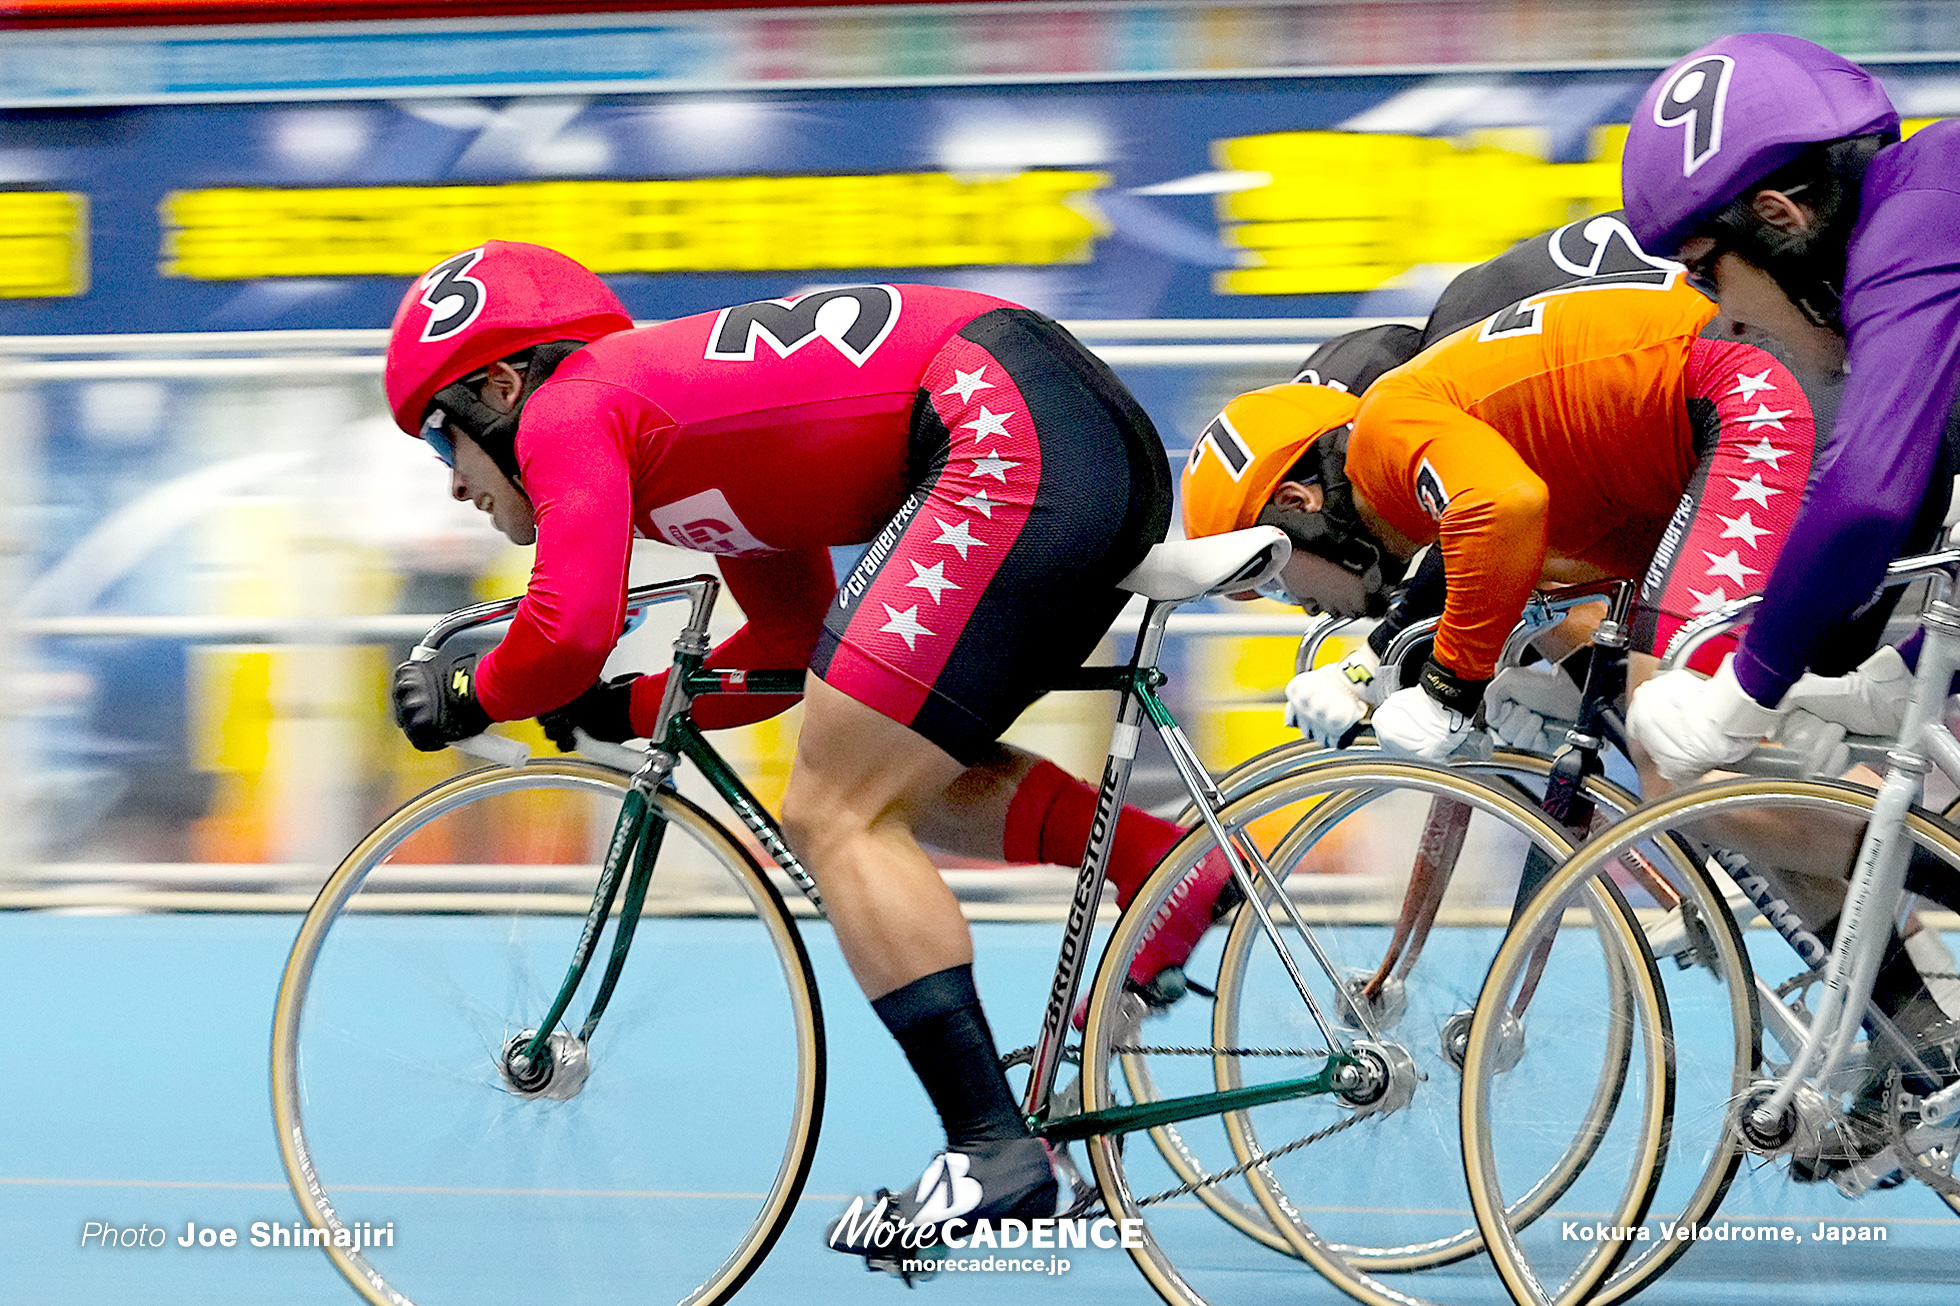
[6,1,1960,94]
[5,61,1957,337]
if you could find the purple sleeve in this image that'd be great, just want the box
[1732,184,1960,705]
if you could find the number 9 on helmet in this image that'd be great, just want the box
[1620,33,1899,257]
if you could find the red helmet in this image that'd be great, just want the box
[383,241,633,436]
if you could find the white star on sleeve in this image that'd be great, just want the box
[1717,511,1771,548]
[972,451,1019,482]
[906,559,961,604]
[1728,368,1777,400]
[1726,473,1781,508]
[1688,585,1732,614]
[1702,549,1760,585]
[933,518,986,560]
[942,367,995,404]
[1738,436,1791,469]
[1741,402,1794,431]
[956,490,997,518]
[960,406,1015,441]
[879,603,934,651]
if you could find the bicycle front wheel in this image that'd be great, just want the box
[272,759,825,1306]
[1466,778,1960,1305]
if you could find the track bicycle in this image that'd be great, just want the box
[1165,581,1780,1306]
[269,527,1660,1306]
[1460,548,1960,1306]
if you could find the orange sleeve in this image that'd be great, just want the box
[1350,384,1549,682]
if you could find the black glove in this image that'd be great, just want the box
[392,653,493,752]
[537,674,640,752]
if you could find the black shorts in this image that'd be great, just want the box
[810,309,1171,763]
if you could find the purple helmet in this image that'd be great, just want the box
[1622,33,1899,255]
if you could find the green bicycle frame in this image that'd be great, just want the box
[501,577,1352,1134]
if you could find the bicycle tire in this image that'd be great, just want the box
[271,759,825,1306]
[1077,759,1667,1306]
[1190,741,1757,1303]
[1463,778,1960,1306]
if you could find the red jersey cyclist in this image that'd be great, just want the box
[380,242,1238,1253]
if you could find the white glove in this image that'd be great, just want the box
[1779,644,1911,739]
[1371,685,1475,761]
[1769,709,1851,777]
[1485,663,1585,754]
[1285,647,1385,747]
[1627,654,1784,784]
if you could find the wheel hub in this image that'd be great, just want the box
[1336,971,1406,1030]
[501,1030,591,1101]
[1440,1009,1524,1074]
[1335,1041,1419,1118]
[1731,1078,1827,1157]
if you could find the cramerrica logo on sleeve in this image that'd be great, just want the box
[1653,54,1735,177]
[1291,368,1351,392]
[705,286,901,366]
[1414,459,1450,520]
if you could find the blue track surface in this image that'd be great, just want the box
[2,914,1954,1305]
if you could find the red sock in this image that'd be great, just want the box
[1003,760,1185,908]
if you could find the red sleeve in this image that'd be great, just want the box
[473,386,637,722]
[627,547,837,733]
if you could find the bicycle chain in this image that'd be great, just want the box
[1011,1038,1350,1218]
[1112,1044,1329,1059]
[1001,1042,1325,1062]
[1898,1142,1960,1197]
[1133,1110,1367,1208]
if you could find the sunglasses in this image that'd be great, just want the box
[1679,245,1723,299]
[420,408,457,468]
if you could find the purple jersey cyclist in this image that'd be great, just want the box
[1618,33,1960,781]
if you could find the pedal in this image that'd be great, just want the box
[1831,1143,1908,1199]
[1135,966,1189,1009]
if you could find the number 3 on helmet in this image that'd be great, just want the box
[382,240,635,438]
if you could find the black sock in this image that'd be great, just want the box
[873,964,1029,1149]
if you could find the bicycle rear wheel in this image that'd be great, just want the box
[271,759,824,1306]
[1078,759,1667,1306]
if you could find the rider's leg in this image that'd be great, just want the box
[801,307,1170,1245]
[783,678,1058,1234]
[914,742,1238,986]
[782,678,970,999]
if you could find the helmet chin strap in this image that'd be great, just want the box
[427,340,588,489]
[1255,502,1392,618]
[1254,422,1394,617]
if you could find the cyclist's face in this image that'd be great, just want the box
[1675,236,1846,373]
[450,432,537,546]
[1267,548,1369,618]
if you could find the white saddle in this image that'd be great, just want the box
[1119,527,1291,602]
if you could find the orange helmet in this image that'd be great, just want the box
[1180,383,1359,539]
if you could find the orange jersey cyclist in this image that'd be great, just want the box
[380,243,1238,1254]
[1183,270,1831,774]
